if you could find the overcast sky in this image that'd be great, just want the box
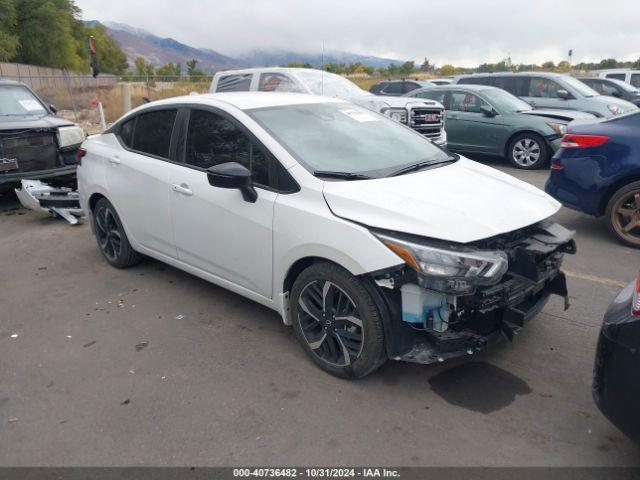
[76,0,640,66]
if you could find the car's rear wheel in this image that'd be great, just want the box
[606,181,640,248]
[290,262,386,379]
[93,198,143,267]
[507,133,548,169]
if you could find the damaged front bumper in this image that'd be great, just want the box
[368,221,576,364]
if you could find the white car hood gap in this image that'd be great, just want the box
[322,158,561,244]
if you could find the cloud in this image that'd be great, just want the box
[76,0,640,67]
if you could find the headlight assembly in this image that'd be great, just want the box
[381,107,408,124]
[57,125,85,149]
[607,104,623,116]
[547,122,567,136]
[373,231,508,295]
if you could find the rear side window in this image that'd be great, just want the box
[631,74,640,88]
[216,74,253,92]
[258,73,302,92]
[119,117,135,148]
[403,82,420,93]
[131,110,177,159]
[383,82,403,94]
[413,89,447,107]
[458,77,486,85]
[606,73,626,81]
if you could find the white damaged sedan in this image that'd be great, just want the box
[77,92,575,378]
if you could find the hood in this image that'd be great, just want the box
[521,108,596,122]
[0,114,75,130]
[322,157,560,244]
[590,95,637,111]
[351,94,444,113]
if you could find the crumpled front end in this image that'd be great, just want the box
[368,221,576,364]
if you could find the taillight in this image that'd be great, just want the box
[76,147,87,165]
[550,162,564,170]
[632,272,640,317]
[560,134,609,149]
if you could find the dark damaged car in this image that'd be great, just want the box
[0,79,84,190]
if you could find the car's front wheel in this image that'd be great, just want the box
[92,198,143,268]
[605,181,640,248]
[507,133,548,169]
[290,262,387,379]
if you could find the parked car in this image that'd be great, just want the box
[405,84,594,169]
[369,79,435,96]
[209,68,447,147]
[430,78,453,86]
[545,111,640,248]
[453,72,637,118]
[0,79,84,190]
[593,271,640,443]
[77,92,575,379]
[579,77,640,106]
[596,69,640,88]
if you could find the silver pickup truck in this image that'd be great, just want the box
[209,68,447,147]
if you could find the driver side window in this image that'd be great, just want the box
[450,92,488,113]
[529,78,562,98]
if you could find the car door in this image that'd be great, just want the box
[105,108,178,258]
[522,77,579,110]
[168,107,285,298]
[445,90,505,153]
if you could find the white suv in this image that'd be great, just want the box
[210,68,447,147]
[78,92,575,378]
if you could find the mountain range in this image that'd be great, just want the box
[86,20,405,72]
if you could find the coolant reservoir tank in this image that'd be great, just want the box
[400,284,449,332]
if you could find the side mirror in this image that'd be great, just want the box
[557,89,571,100]
[207,162,257,203]
[480,105,497,117]
[49,104,57,114]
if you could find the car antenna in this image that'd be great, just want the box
[321,41,325,96]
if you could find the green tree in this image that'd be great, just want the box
[541,61,556,70]
[282,61,314,68]
[14,0,84,70]
[556,60,571,72]
[599,58,618,69]
[186,59,205,81]
[439,64,457,76]
[324,62,346,74]
[134,56,154,78]
[155,61,181,80]
[399,61,415,76]
[0,0,19,61]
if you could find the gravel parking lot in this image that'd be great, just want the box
[1,159,639,467]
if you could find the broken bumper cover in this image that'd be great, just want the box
[0,165,76,186]
[373,221,576,365]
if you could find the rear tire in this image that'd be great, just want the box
[507,133,548,170]
[290,262,387,379]
[92,198,143,268]
[605,181,640,249]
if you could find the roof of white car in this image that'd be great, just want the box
[147,92,346,111]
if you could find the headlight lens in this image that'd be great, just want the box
[374,232,508,295]
[381,107,408,124]
[57,125,85,148]
[547,122,567,136]
[607,104,623,115]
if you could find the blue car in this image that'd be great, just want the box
[545,111,640,248]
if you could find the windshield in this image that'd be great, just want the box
[562,76,599,97]
[294,70,370,98]
[0,85,47,116]
[247,102,452,177]
[482,88,532,112]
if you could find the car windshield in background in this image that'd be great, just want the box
[482,88,532,112]
[562,76,599,97]
[247,102,452,177]
[0,85,47,116]
[610,78,640,93]
[294,70,369,98]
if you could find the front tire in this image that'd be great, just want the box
[507,133,548,170]
[290,262,387,379]
[605,181,640,248]
[92,198,143,268]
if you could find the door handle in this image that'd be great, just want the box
[109,156,121,165]
[171,183,193,196]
